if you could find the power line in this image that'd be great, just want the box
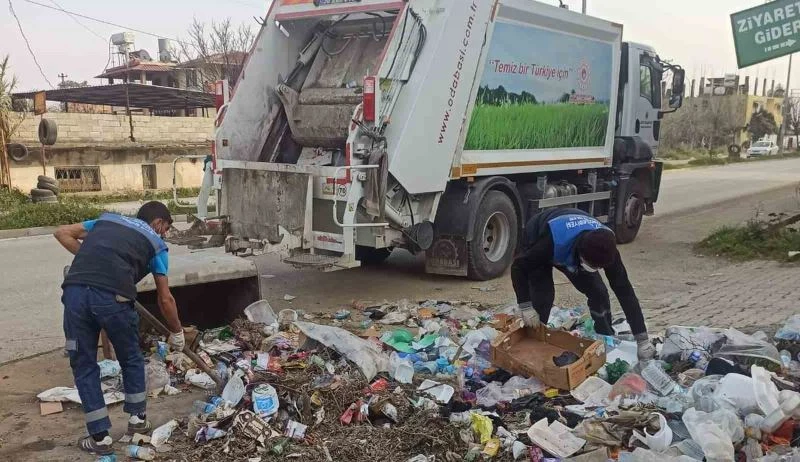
[48,0,107,43]
[8,0,54,88]
[22,0,189,45]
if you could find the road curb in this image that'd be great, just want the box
[0,226,59,240]
[0,214,188,241]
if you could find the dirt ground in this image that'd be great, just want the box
[1,185,798,461]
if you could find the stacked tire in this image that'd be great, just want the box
[31,175,59,204]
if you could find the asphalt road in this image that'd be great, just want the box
[1,158,799,364]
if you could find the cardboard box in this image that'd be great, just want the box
[490,324,606,390]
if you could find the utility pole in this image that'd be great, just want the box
[582,0,587,14]
[779,54,793,153]
[58,73,69,112]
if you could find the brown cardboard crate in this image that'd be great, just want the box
[490,324,606,390]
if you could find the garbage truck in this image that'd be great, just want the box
[210,0,686,281]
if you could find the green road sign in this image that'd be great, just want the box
[731,0,800,68]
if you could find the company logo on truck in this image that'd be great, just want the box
[438,1,478,145]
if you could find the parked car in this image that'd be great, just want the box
[745,140,779,157]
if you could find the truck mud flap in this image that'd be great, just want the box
[425,235,468,277]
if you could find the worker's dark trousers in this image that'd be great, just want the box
[510,261,646,336]
[62,285,146,436]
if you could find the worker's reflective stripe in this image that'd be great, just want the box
[125,392,147,404]
[85,407,109,423]
[64,339,77,351]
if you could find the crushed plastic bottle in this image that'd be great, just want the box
[641,361,682,396]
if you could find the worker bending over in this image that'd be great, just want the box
[55,201,185,456]
[510,208,655,360]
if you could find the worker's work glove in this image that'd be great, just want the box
[518,303,541,328]
[168,330,186,352]
[636,336,656,361]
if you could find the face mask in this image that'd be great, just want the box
[580,258,599,273]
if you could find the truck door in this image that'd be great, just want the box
[618,43,663,153]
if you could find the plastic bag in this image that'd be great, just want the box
[712,373,759,415]
[682,408,743,462]
[715,328,781,368]
[608,373,647,399]
[98,359,121,378]
[631,413,673,453]
[751,365,780,415]
[690,375,723,413]
[221,370,246,406]
[775,314,800,341]
[661,326,725,362]
[295,321,389,381]
[389,352,414,384]
[186,368,216,390]
[145,359,170,392]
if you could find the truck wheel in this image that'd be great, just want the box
[614,178,644,244]
[356,246,392,265]
[467,191,518,281]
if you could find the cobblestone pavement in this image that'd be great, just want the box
[646,261,800,333]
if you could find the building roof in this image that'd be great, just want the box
[175,52,248,69]
[96,59,176,78]
[13,84,215,110]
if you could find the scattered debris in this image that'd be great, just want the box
[35,297,800,461]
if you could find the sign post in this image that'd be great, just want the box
[731,0,800,68]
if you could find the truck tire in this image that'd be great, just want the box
[38,119,58,146]
[33,195,58,204]
[467,191,518,281]
[38,175,57,186]
[7,143,28,162]
[614,177,644,244]
[37,182,60,195]
[30,188,56,198]
[356,246,393,265]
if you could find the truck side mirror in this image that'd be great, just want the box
[669,69,685,109]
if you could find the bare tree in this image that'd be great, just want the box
[788,97,800,150]
[661,95,744,154]
[177,18,255,90]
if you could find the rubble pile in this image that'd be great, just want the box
[40,300,800,461]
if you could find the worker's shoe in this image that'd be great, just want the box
[78,435,114,456]
[127,415,152,434]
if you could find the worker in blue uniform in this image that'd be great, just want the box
[54,201,185,456]
[510,208,655,360]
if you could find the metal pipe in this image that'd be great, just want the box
[582,0,587,14]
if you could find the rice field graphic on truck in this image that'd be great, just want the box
[464,21,613,151]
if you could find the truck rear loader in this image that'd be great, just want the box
[208,0,685,281]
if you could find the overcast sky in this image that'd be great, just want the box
[2,0,796,93]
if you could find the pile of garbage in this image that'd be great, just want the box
[39,300,800,461]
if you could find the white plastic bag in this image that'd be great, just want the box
[145,359,170,392]
[682,408,743,462]
[221,369,246,406]
[295,321,389,381]
[186,368,216,390]
[631,413,673,453]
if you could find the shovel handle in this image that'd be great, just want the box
[133,300,225,389]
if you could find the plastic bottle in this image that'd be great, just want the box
[126,445,156,461]
[216,361,228,380]
[97,456,117,462]
[689,351,709,371]
[780,350,792,370]
[640,361,682,396]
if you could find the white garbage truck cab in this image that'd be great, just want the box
[213,0,685,280]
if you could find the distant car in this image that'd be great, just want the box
[745,140,779,157]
